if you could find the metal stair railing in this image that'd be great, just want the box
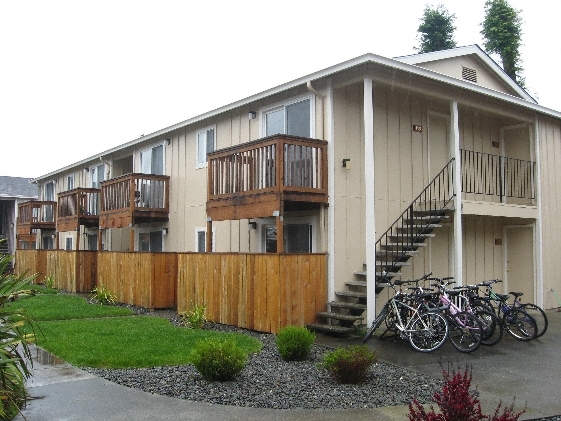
[375,158,455,279]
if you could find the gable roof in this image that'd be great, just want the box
[0,176,38,199]
[34,47,560,182]
[394,45,535,103]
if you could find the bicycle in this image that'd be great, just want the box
[427,277,483,353]
[476,280,538,341]
[363,274,449,353]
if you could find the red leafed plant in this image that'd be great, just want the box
[408,364,525,421]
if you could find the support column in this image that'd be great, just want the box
[206,218,213,252]
[451,101,463,286]
[275,212,284,253]
[364,77,377,326]
[326,82,335,303]
[129,226,135,252]
[98,229,103,251]
[534,116,544,307]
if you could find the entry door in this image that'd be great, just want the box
[505,226,534,302]
[428,114,450,180]
[503,126,532,205]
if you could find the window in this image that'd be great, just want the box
[67,175,74,191]
[65,237,73,251]
[263,97,313,138]
[195,228,215,252]
[42,235,54,250]
[87,234,98,251]
[90,164,106,188]
[139,231,163,252]
[140,144,164,175]
[44,181,55,201]
[264,223,312,253]
[196,126,216,168]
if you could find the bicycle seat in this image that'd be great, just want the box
[497,293,510,301]
[446,290,461,297]
[510,292,524,298]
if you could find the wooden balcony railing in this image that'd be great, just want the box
[17,201,57,235]
[99,173,170,229]
[57,188,101,232]
[207,135,328,221]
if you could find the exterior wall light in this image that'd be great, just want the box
[248,111,256,120]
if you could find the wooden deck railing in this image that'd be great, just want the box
[57,188,101,231]
[17,201,57,235]
[14,250,327,334]
[207,135,328,221]
[99,173,170,228]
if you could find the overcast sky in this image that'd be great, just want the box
[1,0,559,179]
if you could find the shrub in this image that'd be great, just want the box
[90,285,116,305]
[408,364,525,421]
[44,276,56,289]
[181,303,207,329]
[275,326,315,361]
[318,345,377,384]
[191,338,247,381]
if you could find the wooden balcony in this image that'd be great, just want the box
[17,201,57,235]
[207,135,328,221]
[99,173,170,229]
[57,188,101,232]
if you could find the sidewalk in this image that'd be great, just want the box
[16,311,561,421]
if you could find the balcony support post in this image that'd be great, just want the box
[206,219,213,252]
[451,100,463,286]
[275,213,284,254]
[130,227,135,252]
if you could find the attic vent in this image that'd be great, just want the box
[462,66,477,83]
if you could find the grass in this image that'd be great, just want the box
[12,293,262,369]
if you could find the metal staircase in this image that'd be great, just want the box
[307,159,456,335]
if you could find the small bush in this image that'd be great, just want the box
[191,338,247,381]
[181,303,207,329]
[275,326,315,361]
[318,345,377,384]
[90,285,116,305]
[408,364,525,421]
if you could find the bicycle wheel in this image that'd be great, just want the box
[503,308,537,341]
[448,312,482,353]
[475,310,503,346]
[363,304,389,343]
[407,312,448,352]
[520,303,548,338]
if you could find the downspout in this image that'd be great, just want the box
[307,81,335,305]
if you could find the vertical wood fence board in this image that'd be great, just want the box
[267,255,280,334]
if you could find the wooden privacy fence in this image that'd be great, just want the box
[97,252,177,310]
[14,250,327,334]
[15,250,96,292]
[177,253,327,334]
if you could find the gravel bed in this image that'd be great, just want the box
[84,306,441,410]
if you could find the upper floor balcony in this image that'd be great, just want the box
[207,135,328,221]
[57,188,101,232]
[17,201,57,235]
[99,173,170,229]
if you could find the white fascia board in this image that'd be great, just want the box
[35,52,559,182]
[395,45,535,103]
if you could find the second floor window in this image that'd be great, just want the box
[264,97,312,138]
[91,164,105,189]
[141,144,164,175]
[196,126,216,168]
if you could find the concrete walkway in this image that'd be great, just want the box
[16,311,561,421]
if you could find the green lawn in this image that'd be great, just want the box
[13,293,262,369]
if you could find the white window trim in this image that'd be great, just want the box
[195,227,215,252]
[139,141,166,174]
[195,125,217,169]
[259,94,315,138]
